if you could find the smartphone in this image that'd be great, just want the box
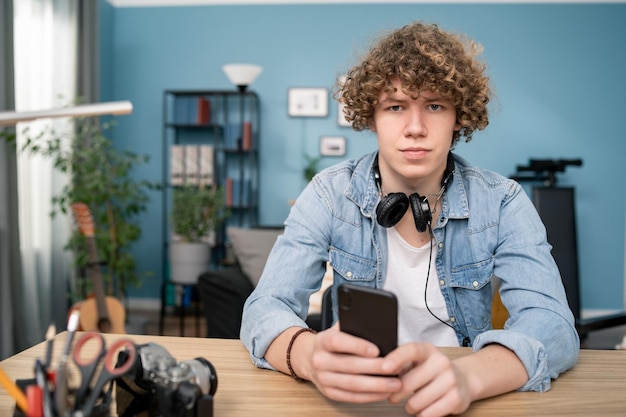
[338,283,398,356]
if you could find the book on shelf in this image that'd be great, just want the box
[184,145,199,185]
[170,144,185,185]
[173,98,182,124]
[173,96,212,125]
[224,177,251,207]
[197,97,211,125]
[199,145,214,186]
[224,122,253,151]
[242,121,252,150]
[225,178,233,207]
[224,122,241,150]
[174,96,193,124]
[171,144,215,186]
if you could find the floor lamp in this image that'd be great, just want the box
[223,64,262,226]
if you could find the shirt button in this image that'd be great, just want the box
[439,279,445,286]
[450,317,456,323]
[438,242,444,249]
[346,271,353,278]
[472,280,479,288]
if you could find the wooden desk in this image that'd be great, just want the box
[1,332,625,416]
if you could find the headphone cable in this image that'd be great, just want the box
[424,223,455,331]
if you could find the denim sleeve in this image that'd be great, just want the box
[473,329,578,392]
[474,182,579,392]
[240,180,333,369]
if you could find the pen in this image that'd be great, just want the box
[0,366,29,414]
[44,323,55,369]
[55,310,80,417]
[60,311,80,360]
[35,359,52,417]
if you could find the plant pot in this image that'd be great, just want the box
[168,242,211,284]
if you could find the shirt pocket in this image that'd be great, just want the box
[449,257,494,331]
[329,246,376,283]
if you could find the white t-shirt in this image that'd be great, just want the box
[383,227,459,347]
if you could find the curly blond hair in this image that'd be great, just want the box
[335,22,491,145]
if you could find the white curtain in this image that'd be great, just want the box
[13,0,77,342]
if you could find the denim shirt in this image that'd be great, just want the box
[241,152,579,392]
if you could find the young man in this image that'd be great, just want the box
[241,22,579,416]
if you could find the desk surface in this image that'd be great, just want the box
[1,332,626,416]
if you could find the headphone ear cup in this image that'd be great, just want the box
[376,192,409,228]
[409,193,431,232]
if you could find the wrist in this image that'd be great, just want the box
[453,357,484,402]
[286,327,317,382]
[453,344,527,401]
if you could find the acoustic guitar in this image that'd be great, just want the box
[70,202,126,334]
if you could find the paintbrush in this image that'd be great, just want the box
[55,310,80,417]
[35,359,53,417]
[44,323,55,369]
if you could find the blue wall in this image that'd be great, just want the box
[99,1,626,312]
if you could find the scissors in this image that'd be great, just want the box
[71,332,137,417]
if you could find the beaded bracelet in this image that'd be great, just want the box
[286,327,317,382]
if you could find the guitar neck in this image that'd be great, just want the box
[70,202,125,333]
[86,237,109,321]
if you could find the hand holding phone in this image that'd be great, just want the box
[338,283,398,356]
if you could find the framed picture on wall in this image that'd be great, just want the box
[320,136,346,156]
[336,75,352,127]
[288,88,328,117]
[337,102,351,127]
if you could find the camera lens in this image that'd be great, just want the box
[183,357,218,396]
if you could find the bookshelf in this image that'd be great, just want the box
[161,90,260,323]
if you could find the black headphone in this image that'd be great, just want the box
[374,153,455,232]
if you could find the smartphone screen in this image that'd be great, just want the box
[338,283,398,356]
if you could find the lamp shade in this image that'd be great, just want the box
[222,64,263,91]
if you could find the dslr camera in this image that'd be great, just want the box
[116,343,217,417]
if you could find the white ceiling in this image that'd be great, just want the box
[107,0,626,7]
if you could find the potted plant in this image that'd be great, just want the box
[168,183,229,284]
